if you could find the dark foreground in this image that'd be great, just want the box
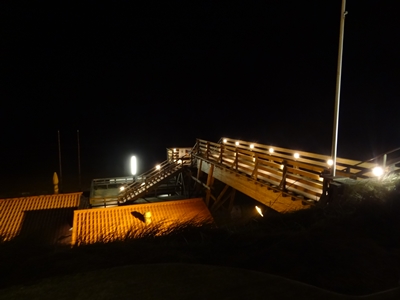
[0,195,399,298]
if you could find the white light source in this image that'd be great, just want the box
[255,206,264,217]
[223,139,227,143]
[119,186,125,191]
[250,144,254,149]
[235,141,239,146]
[327,159,333,166]
[294,153,300,159]
[372,166,383,177]
[269,148,274,154]
[156,164,161,170]
[130,156,137,175]
[173,148,176,152]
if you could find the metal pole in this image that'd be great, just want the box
[331,0,348,176]
[58,130,63,190]
[77,130,81,190]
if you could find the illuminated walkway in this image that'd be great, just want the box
[118,137,400,213]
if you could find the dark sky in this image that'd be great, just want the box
[1,1,399,194]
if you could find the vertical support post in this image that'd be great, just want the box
[197,160,203,179]
[279,160,288,192]
[206,141,210,160]
[251,153,259,179]
[205,164,214,206]
[228,189,236,212]
[319,168,331,205]
[383,154,387,169]
[219,143,224,164]
[235,148,238,170]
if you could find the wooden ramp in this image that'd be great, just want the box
[192,138,398,213]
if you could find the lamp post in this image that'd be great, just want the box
[131,155,137,180]
[331,0,348,176]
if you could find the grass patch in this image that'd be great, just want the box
[1,180,400,295]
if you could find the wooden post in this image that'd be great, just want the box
[235,148,238,170]
[228,189,236,212]
[251,153,259,179]
[319,168,331,205]
[219,144,224,164]
[205,164,214,206]
[279,160,288,192]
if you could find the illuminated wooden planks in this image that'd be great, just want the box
[0,193,81,241]
[72,198,213,245]
[199,160,307,213]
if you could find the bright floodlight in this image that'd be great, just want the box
[250,144,254,149]
[294,153,300,159]
[130,156,137,175]
[372,166,383,177]
[255,206,264,217]
[235,141,239,146]
[327,159,333,166]
[269,148,274,154]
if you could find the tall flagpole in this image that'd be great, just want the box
[77,130,81,190]
[331,0,348,176]
[58,130,63,190]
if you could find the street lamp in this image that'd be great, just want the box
[130,155,137,176]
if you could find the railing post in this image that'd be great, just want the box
[219,144,224,164]
[251,153,259,179]
[319,168,331,205]
[206,141,210,160]
[279,160,288,192]
[235,148,238,170]
[205,164,214,207]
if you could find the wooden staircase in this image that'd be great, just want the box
[118,158,189,204]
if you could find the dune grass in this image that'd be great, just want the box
[1,178,400,296]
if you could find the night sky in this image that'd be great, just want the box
[1,1,399,195]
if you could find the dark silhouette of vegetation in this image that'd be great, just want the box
[1,179,400,295]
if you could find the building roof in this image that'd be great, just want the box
[72,198,213,245]
[0,193,82,242]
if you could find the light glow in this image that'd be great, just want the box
[250,144,254,149]
[294,153,300,159]
[269,148,274,154]
[372,166,384,177]
[255,206,264,217]
[130,156,137,175]
[235,141,239,146]
[223,139,227,143]
[119,186,125,191]
[327,159,333,166]
[156,164,161,170]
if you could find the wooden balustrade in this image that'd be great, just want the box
[193,137,386,203]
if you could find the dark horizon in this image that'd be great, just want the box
[1,1,399,195]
